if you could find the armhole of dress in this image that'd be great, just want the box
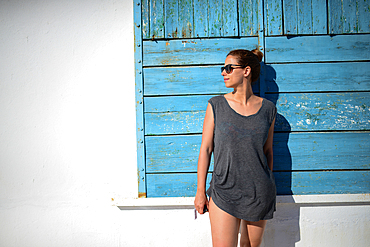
[208,100,216,125]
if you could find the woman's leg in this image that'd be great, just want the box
[239,220,267,247]
[209,198,241,247]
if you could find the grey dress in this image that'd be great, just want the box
[206,95,277,221]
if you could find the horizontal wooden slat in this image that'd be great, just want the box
[265,34,370,63]
[146,171,370,197]
[144,95,210,112]
[144,93,370,135]
[145,132,370,173]
[146,173,212,197]
[145,111,205,135]
[143,37,259,66]
[265,62,370,92]
[274,171,370,195]
[145,135,214,173]
[270,92,370,131]
[144,66,259,95]
[273,132,370,171]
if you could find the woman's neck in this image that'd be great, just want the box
[231,81,254,104]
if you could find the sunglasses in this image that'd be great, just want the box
[221,64,246,74]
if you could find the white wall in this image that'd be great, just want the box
[0,1,369,246]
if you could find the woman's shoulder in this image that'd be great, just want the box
[208,95,225,104]
[262,97,276,109]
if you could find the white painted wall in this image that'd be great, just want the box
[0,1,369,246]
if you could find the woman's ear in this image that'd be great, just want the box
[244,66,252,78]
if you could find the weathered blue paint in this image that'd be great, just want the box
[239,0,259,36]
[149,0,164,39]
[143,37,259,66]
[208,0,222,37]
[284,0,327,35]
[329,0,370,34]
[143,93,370,134]
[265,34,370,63]
[273,132,370,171]
[142,0,150,39]
[146,171,370,197]
[265,62,370,92]
[145,132,369,173]
[264,0,283,35]
[164,0,179,38]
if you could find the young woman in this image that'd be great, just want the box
[194,49,277,247]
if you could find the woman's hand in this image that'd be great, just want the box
[194,192,209,214]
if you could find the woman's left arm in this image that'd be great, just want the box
[263,117,276,171]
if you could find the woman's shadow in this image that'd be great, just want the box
[262,64,301,246]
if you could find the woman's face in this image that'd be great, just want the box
[221,55,246,88]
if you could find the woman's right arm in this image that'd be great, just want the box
[194,103,215,214]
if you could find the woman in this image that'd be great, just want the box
[194,49,276,247]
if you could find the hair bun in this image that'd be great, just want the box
[251,49,264,62]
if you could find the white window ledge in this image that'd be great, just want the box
[115,194,370,210]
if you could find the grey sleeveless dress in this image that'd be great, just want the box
[206,95,277,221]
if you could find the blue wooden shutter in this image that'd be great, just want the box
[135,0,370,197]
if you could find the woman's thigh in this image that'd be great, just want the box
[239,220,267,247]
[209,198,241,247]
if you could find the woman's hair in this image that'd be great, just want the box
[227,49,263,83]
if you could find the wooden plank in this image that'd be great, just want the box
[264,0,283,36]
[208,0,222,37]
[143,37,259,66]
[144,92,370,135]
[144,95,210,112]
[298,0,313,34]
[283,0,327,34]
[150,0,165,39]
[178,0,193,38]
[312,0,327,34]
[193,0,209,37]
[145,132,370,173]
[343,0,357,33]
[222,0,238,36]
[358,0,370,33]
[265,62,370,93]
[146,171,370,197]
[328,0,343,34]
[146,135,214,172]
[239,0,258,36]
[164,0,179,38]
[265,35,370,63]
[283,0,298,35]
[275,171,370,195]
[145,110,205,135]
[142,0,150,39]
[270,92,370,132]
[273,132,370,171]
[143,66,259,96]
[146,173,212,197]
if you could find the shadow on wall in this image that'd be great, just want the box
[263,63,300,246]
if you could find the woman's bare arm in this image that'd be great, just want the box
[194,103,214,214]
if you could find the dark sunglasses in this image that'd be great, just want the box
[221,64,246,74]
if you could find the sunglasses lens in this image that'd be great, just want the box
[221,65,232,74]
